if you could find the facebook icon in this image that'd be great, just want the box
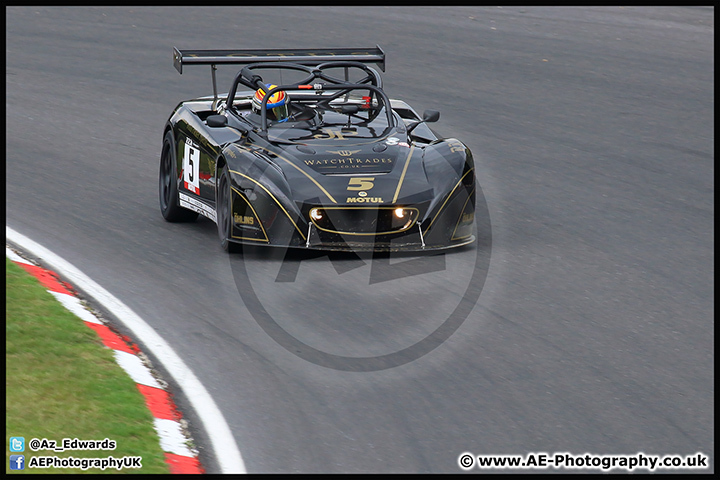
[10,455,25,470]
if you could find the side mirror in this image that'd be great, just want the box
[422,110,440,123]
[206,114,228,128]
[407,109,440,134]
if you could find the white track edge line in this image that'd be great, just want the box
[6,226,246,474]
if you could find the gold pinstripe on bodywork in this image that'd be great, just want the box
[228,169,307,241]
[229,186,269,242]
[250,145,338,204]
[391,145,415,203]
[426,169,474,232]
[450,186,475,241]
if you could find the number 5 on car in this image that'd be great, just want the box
[183,138,200,195]
[347,177,375,191]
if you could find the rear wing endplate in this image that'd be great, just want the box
[173,46,386,73]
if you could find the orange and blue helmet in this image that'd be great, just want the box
[252,84,290,122]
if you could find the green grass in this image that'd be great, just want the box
[6,257,170,474]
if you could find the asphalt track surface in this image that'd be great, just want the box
[6,7,713,473]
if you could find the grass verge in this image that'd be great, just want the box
[6,256,170,474]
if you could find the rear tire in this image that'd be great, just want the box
[217,166,242,253]
[159,131,199,222]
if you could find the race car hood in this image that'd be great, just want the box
[239,129,435,209]
[265,118,403,174]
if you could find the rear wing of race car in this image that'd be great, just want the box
[173,46,385,100]
[173,46,386,73]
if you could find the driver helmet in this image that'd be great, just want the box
[252,84,290,122]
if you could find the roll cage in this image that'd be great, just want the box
[227,62,394,134]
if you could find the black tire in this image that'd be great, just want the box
[217,166,242,253]
[159,131,199,222]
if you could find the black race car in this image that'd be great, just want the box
[159,46,475,252]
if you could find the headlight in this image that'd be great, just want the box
[310,208,323,221]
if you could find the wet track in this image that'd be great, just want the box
[6,7,713,473]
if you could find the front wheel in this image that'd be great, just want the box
[159,131,199,222]
[216,166,241,253]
